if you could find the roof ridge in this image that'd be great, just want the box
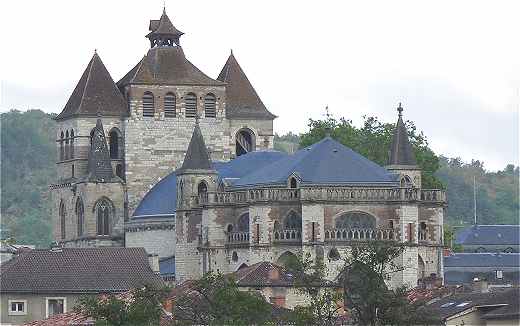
[77,54,97,115]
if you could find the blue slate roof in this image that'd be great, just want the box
[455,225,520,246]
[231,137,398,188]
[159,256,175,276]
[133,172,177,218]
[132,139,398,218]
[132,151,287,218]
[444,253,520,268]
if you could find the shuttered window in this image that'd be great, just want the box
[164,93,176,117]
[185,93,197,118]
[204,93,216,118]
[142,92,155,117]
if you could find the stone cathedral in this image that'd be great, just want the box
[51,9,446,288]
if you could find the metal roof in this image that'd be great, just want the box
[455,225,520,246]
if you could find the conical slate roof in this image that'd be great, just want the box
[56,52,128,121]
[217,52,276,120]
[87,119,115,182]
[180,121,212,171]
[388,104,417,166]
[117,46,224,87]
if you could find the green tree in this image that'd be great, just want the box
[283,252,343,326]
[75,285,169,326]
[173,272,274,325]
[341,241,440,326]
[299,115,443,189]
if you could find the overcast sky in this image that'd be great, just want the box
[1,0,518,171]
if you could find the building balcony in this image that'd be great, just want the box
[324,227,399,242]
[196,187,446,207]
[273,229,302,243]
[227,231,250,245]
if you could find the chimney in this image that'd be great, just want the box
[268,266,280,281]
[148,254,160,274]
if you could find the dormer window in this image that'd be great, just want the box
[289,177,298,189]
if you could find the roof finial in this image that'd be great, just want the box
[230,49,233,56]
[397,102,403,117]
[163,0,166,14]
[325,105,331,119]
[94,48,97,54]
[195,113,200,126]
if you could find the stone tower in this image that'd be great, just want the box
[175,119,218,281]
[51,52,126,247]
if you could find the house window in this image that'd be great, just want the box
[185,93,197,118]
[65,130,69,159]
[46,297,66,318]
[8,300,27,315]
[142,92,155,117]
[204,93,216,118]
[164,92,176,117]
[60,131,64,161]
[496,270,503,279]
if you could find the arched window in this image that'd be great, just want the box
[142,92,155,117]
[226,224,234,233]
[116,164,124,179]
[284,211,302,229]
[164,92,176,117]
[76,198,84,237]
[204,93,216,118]
[65,130,70,160]
[289,177,298,189]
[95,198,112,236]
[60,132,64,161]
[235,129,255,156]
[232,251,238,262]
[401,175,413,187]
[109,128,122,159]
[185,93,197,118]
[237,213,249,232]
[70,130,74,159]
[59,200,66,240]
[197,181,208,196]
[276,251,298,268]
[335,211,376,229]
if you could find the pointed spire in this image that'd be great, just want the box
[217,52,276,120]
[87,119,115,181]
[388,103,417,166]
[180,121,212,171]
[55,52,127,120]
[146,9,184,47]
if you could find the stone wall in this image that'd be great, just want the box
[124,85,229,216]
[51,181,125,246]
[125,221,176,258]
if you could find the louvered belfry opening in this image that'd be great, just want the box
[204,93,216,118]
[164,92,176,117]
[142,92,155,117]
[185,93,197,118]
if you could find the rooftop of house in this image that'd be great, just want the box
[444,253,520,268]
[455,225,520,246]
[231,261,296,287]
[132,137,399,219]
[428,288,520,321]
[0,247,164,294]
